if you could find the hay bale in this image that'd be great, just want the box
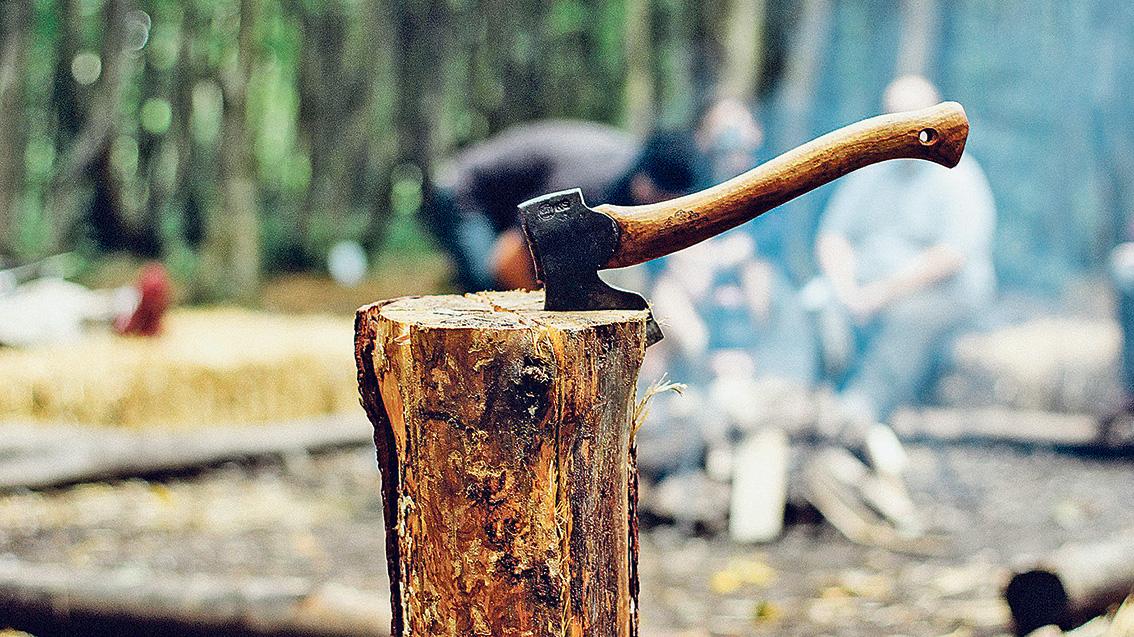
[937,318,1123,413]
[0,308,357,427]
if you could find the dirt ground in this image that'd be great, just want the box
[2,439,1131,636]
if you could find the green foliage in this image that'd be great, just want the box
[9,0,694,285]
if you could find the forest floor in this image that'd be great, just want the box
[2,268,1130,634]
[2,439,1132,636]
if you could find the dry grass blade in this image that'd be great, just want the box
[631,375,686,440]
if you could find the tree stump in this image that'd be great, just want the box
[354,290,649,636]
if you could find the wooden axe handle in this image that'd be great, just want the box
[595,101,969,269]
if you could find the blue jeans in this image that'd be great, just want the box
[419,187,497,292]
[835,292,977,420]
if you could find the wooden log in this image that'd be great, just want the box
[937,318,1122,414]
[891,407,1134,454]
[0,559,390,637]
[1005,531,1134,635]
[354,291,648,637]
[0,413,372,490]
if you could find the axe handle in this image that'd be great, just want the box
[596,101,969,269]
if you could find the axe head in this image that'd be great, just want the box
[519,189,663,345]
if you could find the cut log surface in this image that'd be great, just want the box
[355,291,648,637]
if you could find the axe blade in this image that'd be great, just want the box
[519,189,663,345]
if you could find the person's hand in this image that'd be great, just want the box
[489,228,538,290]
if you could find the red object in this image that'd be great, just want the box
[115,263,172,336]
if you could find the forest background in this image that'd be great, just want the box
[1,0,1131,301]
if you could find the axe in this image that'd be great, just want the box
[519,102,969,344]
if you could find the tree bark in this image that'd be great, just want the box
[48,0,131,252]
[294,2,380,257]
[355,290,648,637]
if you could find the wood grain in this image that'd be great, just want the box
[355,290,648,637]
[598,101,969,268]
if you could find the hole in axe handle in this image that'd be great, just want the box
[918,128,939,145]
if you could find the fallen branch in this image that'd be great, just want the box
[0,559,389,637]
[891,407,1133,453]
[0,412,372,490]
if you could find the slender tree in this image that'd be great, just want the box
[0,0,31,258]
[200,0,261,300]
[388,0,446,212]
[623,0,653,135]
[295,3,366,255]
[46,0,134,252]
[718,0,766,100]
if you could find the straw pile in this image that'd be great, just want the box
[0,308,358,428]
[937,318,1123,413]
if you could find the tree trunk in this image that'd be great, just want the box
[200,0,260,300]
[0,414,371,490]
[48,0,131,253]
[294,3,378,257]
[777,0,833,148]
[623,0,653,135]
[718,0,766,100]
[890,407,1134,452]
[0,0,30,257]
[774,0,833,279]
[355,290,648,637]
[0,559,390,637]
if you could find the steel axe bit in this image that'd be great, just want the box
[519,102,970,345]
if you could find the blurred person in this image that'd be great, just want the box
[635,99,817,483]
[421,121,708,292]
[808,75,997,427]
[695,97,765,183]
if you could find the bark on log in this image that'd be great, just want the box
[354,290,648,637]
[1005,531,1134,635]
